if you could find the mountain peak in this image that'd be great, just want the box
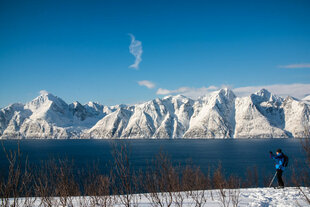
[39,90,50,96]
[70,101,86,115]
[210,88,236,100]
[72,101,82,107]
[174,94,186,99]
[38,90,59,101]
[255,88,271,98]
[302,95,310,101]
[168,94,189,102]
[163,95,173,100]
[25,90,68,112]
[251,88,283,104]
[284,96,299,102]
[218,87,235,96]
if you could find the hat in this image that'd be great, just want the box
[276,148,282,153]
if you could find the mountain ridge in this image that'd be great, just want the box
[1,88,309,139]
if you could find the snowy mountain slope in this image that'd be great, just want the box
[0,91,114,139]
[183,88,236,138]
[0,88,310,139]
[83,108,132,138]
[152,95,194,138]
[282,96,310,137]
[234,89,289,138]
[24,91,73,127]
[302,95,310,104]
[0,103,29,137]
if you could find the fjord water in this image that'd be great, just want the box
[0,139,306,185]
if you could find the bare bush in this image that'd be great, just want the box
[243,166,258,188]
[83,164,100,206]
[217,188,230,207]
[98,174,116,207]
[297,124,310,205]
[298,187,310,206]
[33,158,80,207]
[182,166,208,207]
[33,160,56,207]
[227,175,241,207]
[21,159,36,207]
[111,143,140,207]
[144,168,165,207]
[212,164,231,207]
[83,164,115,207]
[77,195,90,207]
[144,151,179,207]
[55,159,80,207]
[169,163,185,207]
[301,137,310,172]
[0,141,33,207]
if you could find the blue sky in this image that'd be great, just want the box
[0,0,310,107]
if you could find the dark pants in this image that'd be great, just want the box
[276,169,284,187]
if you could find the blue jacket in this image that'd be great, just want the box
[271,153,285,171]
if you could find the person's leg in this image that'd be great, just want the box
[276,169,284,187]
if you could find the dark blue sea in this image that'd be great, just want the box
[0,139,306,186]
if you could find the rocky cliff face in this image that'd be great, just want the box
[1,89,309,139]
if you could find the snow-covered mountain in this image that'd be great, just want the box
[302,95,310,104]
[1,88,309,139]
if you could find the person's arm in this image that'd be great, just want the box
[278,156,284,166]
[270,152,281,163]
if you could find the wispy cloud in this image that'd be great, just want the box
[157,88,172,95]
[157,87,188,95]
[156,83,310,99]
[233,83,310,99]
[128,34,143,69]
[138,80,155,89]
[278,63,310,69]
[156,86,219,99]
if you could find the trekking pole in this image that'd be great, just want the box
[268,171,277,187]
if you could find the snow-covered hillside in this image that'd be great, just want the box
[1,88,310,139]
[5,187,310,207]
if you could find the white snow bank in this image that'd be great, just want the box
[4,187,310,207]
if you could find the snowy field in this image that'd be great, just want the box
[4,187,310,207]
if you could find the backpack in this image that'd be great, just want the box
[282,153,289,167]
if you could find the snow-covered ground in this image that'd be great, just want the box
[5,187,310,207]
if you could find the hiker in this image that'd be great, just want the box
[269,149,287,188]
